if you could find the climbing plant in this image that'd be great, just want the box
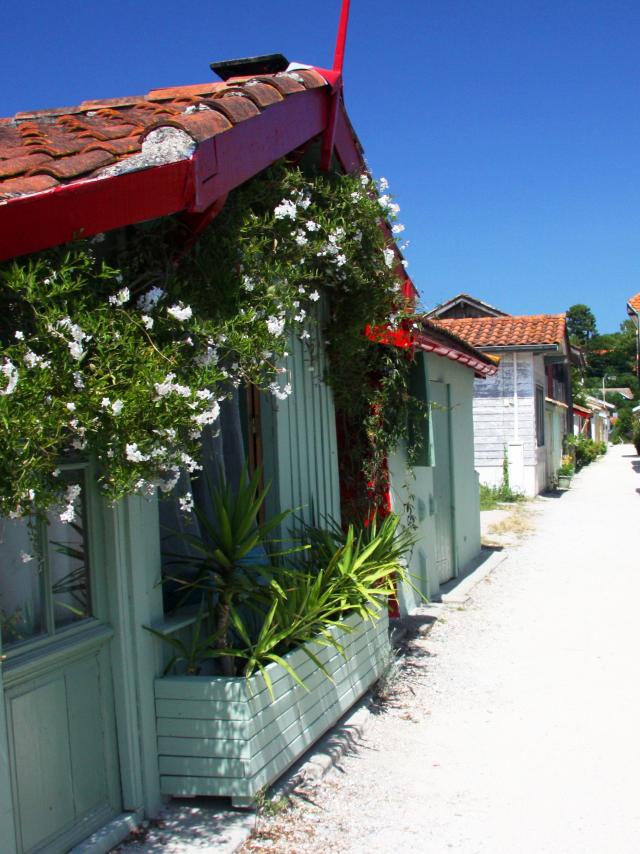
[0,162,424,521]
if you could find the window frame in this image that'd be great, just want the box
[535,385,546,447]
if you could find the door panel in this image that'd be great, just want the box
[430,381,455,585]
[5,640,120,853]
[1,467,122,853]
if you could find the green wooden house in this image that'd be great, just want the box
[0,56,495,854]
[386,320,498,610]
[0,61,369,854]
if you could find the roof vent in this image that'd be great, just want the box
[210,53,289,81]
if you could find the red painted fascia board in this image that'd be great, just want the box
[0,89,327,262]
[189,88,327,212]
[365,324,497,378]
[0,160,194,262]
[414,331,497,377]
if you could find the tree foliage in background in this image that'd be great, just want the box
[566,303,597,346]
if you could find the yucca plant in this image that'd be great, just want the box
[161,466,303,675]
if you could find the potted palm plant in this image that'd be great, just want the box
[149,470,413,807]
[557,457,574,489]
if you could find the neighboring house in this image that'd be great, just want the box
[386,320,497,609]
[626,293,640,380]
[428,292,509,320]
[583,396,614,443]
[429,313,574,495]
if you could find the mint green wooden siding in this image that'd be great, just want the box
[262,321,341,534]
[391,352,482,610]
[155,612,389,806]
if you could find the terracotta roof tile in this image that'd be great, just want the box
[29,149,115,180]
[205,96,261,124]
[628,293,640,312]
[0,70,328,200]
[431,314,567,349]
[0,153,53,179]
[0,174,58,198]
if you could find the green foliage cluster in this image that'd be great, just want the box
[479,482,525,511]
[152,470,415,691]
[632,420,640,454]
[0,164,418,520]
[565,433,607,470]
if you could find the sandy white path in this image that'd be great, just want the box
[243,444,640,853]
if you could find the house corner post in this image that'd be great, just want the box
[105,494,164,819]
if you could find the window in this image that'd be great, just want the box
[535,385,545,447]
[0,468,92,650]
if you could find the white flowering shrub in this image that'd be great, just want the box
[0,164,414,519]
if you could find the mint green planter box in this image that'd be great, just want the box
[154,611,389,806]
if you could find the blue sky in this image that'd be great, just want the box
[3,1,639,333]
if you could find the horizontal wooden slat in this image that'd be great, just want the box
[156,622,388,753]
[159,658,384,799]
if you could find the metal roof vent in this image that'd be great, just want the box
[210,54,289,81]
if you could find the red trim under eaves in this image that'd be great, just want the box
[366,325,497,377]
[0,87,329,262]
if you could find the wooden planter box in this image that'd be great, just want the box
[154,610,389,806]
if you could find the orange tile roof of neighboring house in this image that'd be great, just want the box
[628,293,640,312]
[431,314,566,349]
[0,69,327,200]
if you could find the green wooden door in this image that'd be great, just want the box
[0,466,121,854]
[430,380,456,585]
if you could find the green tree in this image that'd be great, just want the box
[566,304,597,345]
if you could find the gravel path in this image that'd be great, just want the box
[241,444,640,853]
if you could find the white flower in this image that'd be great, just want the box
[111,399,124,416]
[392,223,405,235]
[294,309,307,323]
[125,443,150,463]
[14,330,24,341]
[266,316,286,337]
[274,199,297,220]
[378,194,391,209]
[300,330,310,341]
[192,400,220,427]
[101,397,111,409]
[294,230,308,247]
[59,505,76,524]
[305,220,319,232]
[154,374,190,398]
[65,402,76,412]
[383,248,395,268]
[68,341,85,361]
[20,550,34,563]
[309,290,320,302]
[52,468,61,478]
[141,314,154,329]
[297,192,312,210]
[137,286,166,313]
[0,359,18,395]
[269,381,293,401]
[379,177,389,191]
[242,275,255,292]
[59,483,82,525]
[23,350,51,369]
[167,303,193,322]
[388,202,400,216]
[108,286,130,306]
[179,492,194,514]
[335,254,347,267]
[360,174,369,186]
[73,371,85,389]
